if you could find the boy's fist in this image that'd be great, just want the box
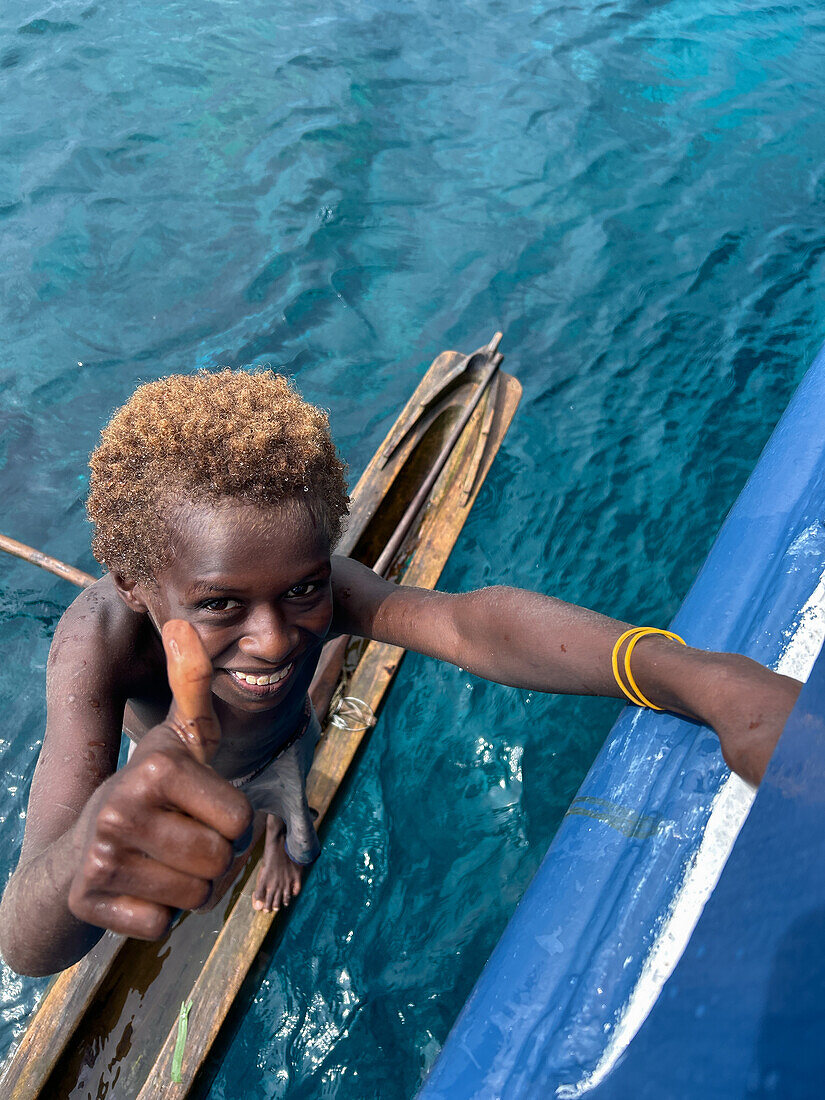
[67,620,253,940]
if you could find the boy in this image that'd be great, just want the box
[0,370,801,977]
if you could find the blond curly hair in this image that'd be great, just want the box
[87,369,349,581]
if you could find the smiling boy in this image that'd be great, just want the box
[0,369,802,977]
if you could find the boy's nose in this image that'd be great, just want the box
[238,606,299,664]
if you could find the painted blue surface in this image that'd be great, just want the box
[420,343,825,1098]
[590,607,825,1097]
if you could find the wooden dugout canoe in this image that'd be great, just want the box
[0,337,521,1098]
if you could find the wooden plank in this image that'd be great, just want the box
[134,373,520,1098]
[337,350,466,559]
[378,351,467,468]
[2,933,125,1098]
[462,371,500,504]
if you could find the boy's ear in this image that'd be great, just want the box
[110,572,150,613]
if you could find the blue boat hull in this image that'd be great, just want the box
[420,343,825,1098]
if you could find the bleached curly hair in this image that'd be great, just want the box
[87,369,349,581]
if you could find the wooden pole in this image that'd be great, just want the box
[0,534,95,589]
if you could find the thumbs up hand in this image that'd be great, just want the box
[162,619,222,765]
[68,621,253,940]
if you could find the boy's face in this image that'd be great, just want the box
[127,496,333,716]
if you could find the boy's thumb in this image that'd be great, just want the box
[162,620,221,765]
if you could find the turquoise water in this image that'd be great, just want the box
[1,0,825,1094]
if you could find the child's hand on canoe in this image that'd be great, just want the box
[609,632,802,785]
[67,621,253,940]
[685,650,802,786]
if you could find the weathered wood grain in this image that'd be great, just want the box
[0,534,96,589]
[1,933,125,1097]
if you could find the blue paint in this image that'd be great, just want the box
[420,346,825,1097]
[591,603,825,1097]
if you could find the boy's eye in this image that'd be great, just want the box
[285,581,320,599]
[199,597,242,613]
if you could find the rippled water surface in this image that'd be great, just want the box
[2,0,825,1095]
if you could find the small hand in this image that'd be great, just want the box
[67,620,253,939]
[690,651,802,786]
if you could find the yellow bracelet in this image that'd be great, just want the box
[611,627,686,710]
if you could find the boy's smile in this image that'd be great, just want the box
[227,663,294,696]
[118,496,334,717]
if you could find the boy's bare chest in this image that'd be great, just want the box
[124,665,309,781]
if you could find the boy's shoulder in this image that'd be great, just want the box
[49,575,158,693]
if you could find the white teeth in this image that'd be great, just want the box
[231,664,292,688]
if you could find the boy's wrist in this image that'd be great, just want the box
[626,634,714,722]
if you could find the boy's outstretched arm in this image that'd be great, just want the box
[331,557,802,786]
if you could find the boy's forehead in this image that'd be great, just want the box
[161,496,330,581]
